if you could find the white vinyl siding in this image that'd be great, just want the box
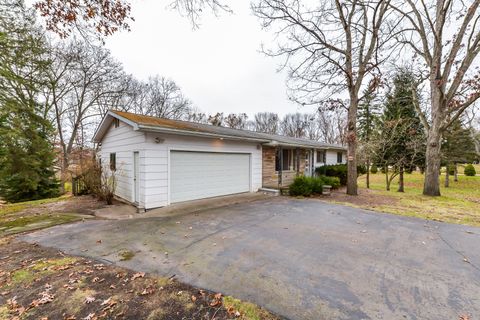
[98,121,146,207]
[313,149,347,167]
[143,132,262,209]
[170,151,250,203]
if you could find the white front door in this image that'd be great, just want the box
[170,151,251,203]
[133,151,139,203]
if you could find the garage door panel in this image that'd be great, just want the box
[170,151,250,203]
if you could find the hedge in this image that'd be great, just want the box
[314,164,366,186]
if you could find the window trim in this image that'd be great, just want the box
[337,152,343,164]
[275,149,297,172]
[110,153,116,171]
[316,150,326,163]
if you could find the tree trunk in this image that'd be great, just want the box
[445,162,450,188]
[346,100,358,195]
[423,84,444,196]
[454,163,458,182]
[398,166,404,192]
[366,158,370,189]
[385,164,390,191]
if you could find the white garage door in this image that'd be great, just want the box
[170,151,251,203]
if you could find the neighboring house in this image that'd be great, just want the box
[93,110,347,209]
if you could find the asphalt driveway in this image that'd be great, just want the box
[21,198,480,320]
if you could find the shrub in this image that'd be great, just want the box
[314,164,366,186]
[464,164,476,176]
[318,175,341,189]
[289,176,313,197]
[370,164,378,174]
[447,165,455,175]
[289,176,326,196]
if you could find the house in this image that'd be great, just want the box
[92,110,347,210]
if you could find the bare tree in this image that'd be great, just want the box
[316,109,347,145]
[392,0,480,196]
[34,0,229,38]
[280,113,310,138]
[252,0,393,195]
[224,113,249,129]
[43,40,124,190]
[139,76,191,119]
[253,112,279,134]
[208,112,224,126]
[185,107,208,123]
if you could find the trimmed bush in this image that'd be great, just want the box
[464,164,476,176]
[318,175,341,189]
[289,176,313,196]
[370,164,378,174]
[314,164,366,186]
[289,176,325,197]
[309,177,324,194]
[447,165,455,175]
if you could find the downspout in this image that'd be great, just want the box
[278,146,283,187]
[296,148,300,176]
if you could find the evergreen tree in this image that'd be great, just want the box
[442,119,478,186]
[357,88,380,188]
[374,69,425,192]
[0,0,59,202]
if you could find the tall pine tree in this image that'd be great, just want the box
[375,69,425,192]
[442,119,478,186]
[357,88,380,188]
[0,0,59,202]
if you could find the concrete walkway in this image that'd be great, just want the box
[94,192,274,220]
[21,198,480,320]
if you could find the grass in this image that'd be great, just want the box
[334,170,480,226]
[223,296,278,320]
[9,257,78,285]
[0,195,85,236]
[0,195,71,215]
[0,213,81,236]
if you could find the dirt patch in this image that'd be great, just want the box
[314,187,398,208]
[0,239,279,320]
[14,196,109,216]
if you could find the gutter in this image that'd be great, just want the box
[264,141,347,151]
[137,125,271,143]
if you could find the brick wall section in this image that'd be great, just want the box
[262,146,278,188]
[262,146,306,188]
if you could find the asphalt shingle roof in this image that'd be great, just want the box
[111,110,346,150]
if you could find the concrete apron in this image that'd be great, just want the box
[94,192,275,220]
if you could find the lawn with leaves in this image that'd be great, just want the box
[323,171,480,227]
[0,196,105,237]
[0,239,279,320]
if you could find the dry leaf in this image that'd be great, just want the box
[131,272,145,280]
[84,296,95,304]
[191,295,197,302]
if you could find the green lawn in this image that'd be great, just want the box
[329,171,480,227]
[0,196,84,236]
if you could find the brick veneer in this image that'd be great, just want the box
[262,146,306,188]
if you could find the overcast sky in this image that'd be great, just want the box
[104,1,313,118]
